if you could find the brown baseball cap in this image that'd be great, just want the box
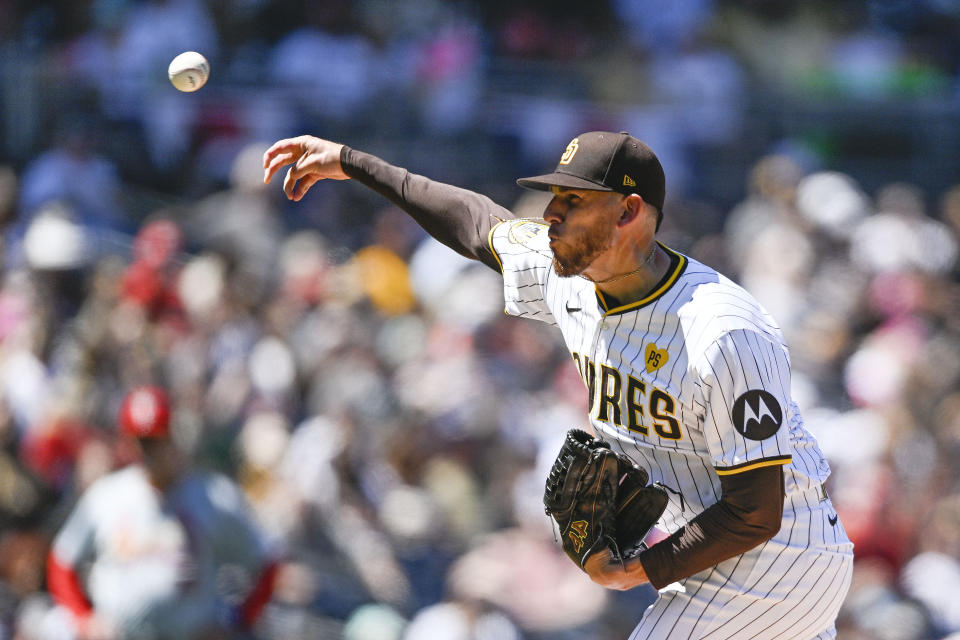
[517,131,665,209]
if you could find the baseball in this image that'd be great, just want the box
[168,51,209,92]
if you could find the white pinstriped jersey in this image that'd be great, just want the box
[488,218,832,535]
[489,218,853,638]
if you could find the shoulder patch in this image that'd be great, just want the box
[731,390,782,440]
[508,219,548,246]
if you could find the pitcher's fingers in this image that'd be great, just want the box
[263,137,307,167]
[283,166,299,200]
[285,156,322,184]
[263,151,298,185]
[282,162,320,199]
[292,174,323,201]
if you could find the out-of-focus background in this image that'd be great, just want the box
[1,0,959,638]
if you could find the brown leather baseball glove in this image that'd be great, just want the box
[543,429,668,568]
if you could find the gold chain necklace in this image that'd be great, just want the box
[580,242,659,284]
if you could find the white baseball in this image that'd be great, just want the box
[168,51,209,92]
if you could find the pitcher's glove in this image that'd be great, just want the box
[543,429,668,569]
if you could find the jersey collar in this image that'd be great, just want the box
[595,243,686,316]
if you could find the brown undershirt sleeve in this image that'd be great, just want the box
[638,465,785,589]
[340,146,516,272]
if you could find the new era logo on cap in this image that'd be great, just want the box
[517,131,665,210]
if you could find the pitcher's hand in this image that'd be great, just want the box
[584,548,650,591]
[263,135,349,201]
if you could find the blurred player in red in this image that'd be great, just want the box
[47,386,278,640]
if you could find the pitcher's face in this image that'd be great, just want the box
[543,188,624,277]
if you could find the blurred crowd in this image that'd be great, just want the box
[1,0,958,201]
[0,0,960,639]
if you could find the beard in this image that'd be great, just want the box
[551,221,614,277]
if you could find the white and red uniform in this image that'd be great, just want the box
[48,465,276,640]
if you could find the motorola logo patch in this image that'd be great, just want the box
[731,390,783,440]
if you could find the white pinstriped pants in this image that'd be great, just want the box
[629,486,854,640]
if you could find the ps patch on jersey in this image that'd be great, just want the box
[507,219,548,246]
[644,343,668,372]
[731,390,783,440]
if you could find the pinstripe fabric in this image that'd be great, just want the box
[628,489,853,640]
[490,219,853,639]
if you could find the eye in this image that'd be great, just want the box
[567,194,582,205]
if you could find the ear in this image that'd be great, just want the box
[617,194,645,228]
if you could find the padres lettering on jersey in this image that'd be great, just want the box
[489,217,853,639]
[488,218,831,534]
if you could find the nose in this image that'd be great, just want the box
[542,197,564,225]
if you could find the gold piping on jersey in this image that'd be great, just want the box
[487,220,506,274]
[597,292,610,312]
[596,243,687,316]
[714,455,793,476]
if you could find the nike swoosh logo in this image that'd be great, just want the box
[828,514,838,527]
[565,303,581,314]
